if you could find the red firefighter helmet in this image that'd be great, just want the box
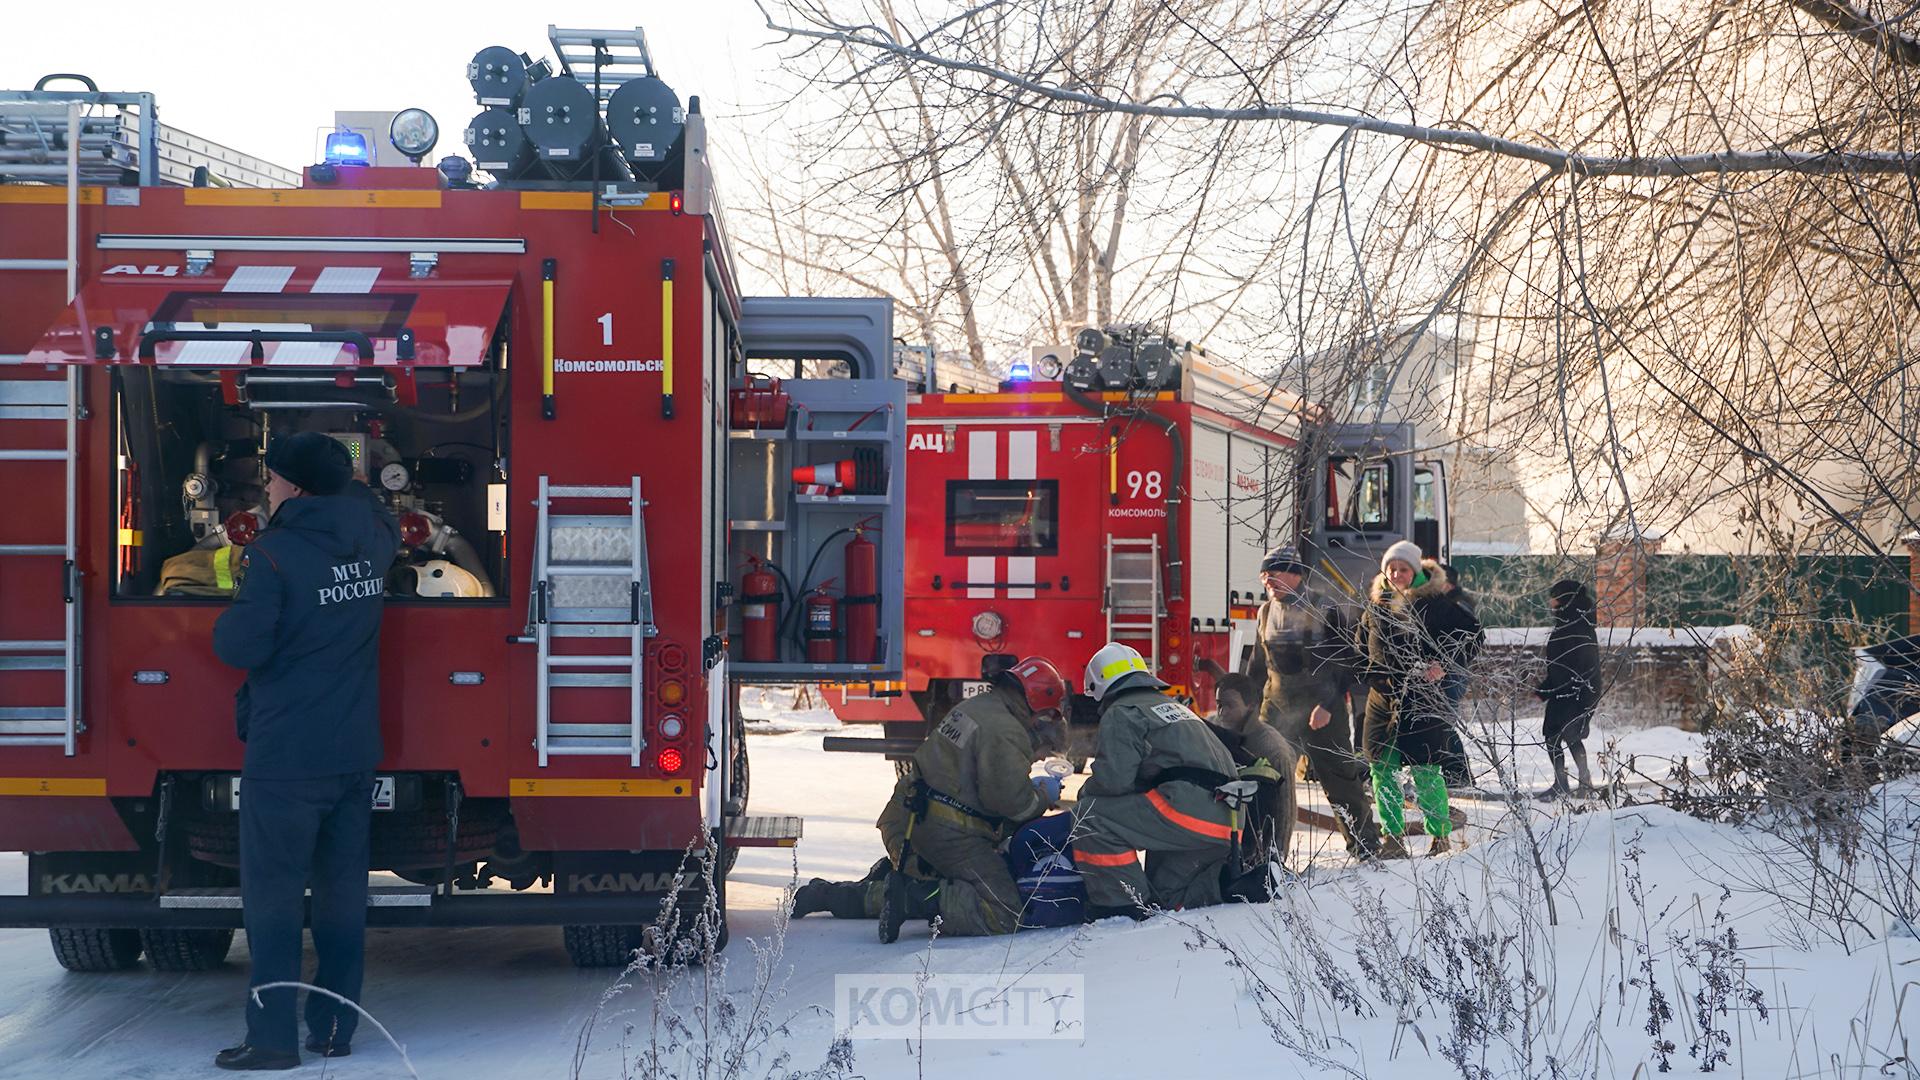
[1002,656,1068,718]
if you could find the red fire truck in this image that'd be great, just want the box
[819,328,1450,756]
[0,31,903,970]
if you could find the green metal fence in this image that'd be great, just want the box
[1450,553,1911,640]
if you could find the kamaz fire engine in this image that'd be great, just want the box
[814,327,1451,756]
[0,29,904,970]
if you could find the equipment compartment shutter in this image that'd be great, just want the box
[24,265,509,367]
[1226,432,1287,602]
[1189,423,1231,623]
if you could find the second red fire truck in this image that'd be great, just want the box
[807,327,1451,756]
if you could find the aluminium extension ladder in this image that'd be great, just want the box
[529,476,656,766]
[0,97,85,755]
[0,373,81,755]
[1103,534,1163,674]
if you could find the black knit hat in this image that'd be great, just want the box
[265,432,353,496]
[1259,546,1307,575]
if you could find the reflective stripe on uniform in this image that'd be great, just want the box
[213,546,237,591]
[1073,849,1140,867]
[1146,788,1233,840]
[1099,656,1149,680]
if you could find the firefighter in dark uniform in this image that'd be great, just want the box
[211,432,399,1071]
[789,657,1069,941]
[1072,643,1242,918]
[1241,546,1385,858]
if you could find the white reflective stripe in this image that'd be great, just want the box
[1007,429,1037,480]
[169,341,249,365]
[967,430,998,596]
[967,556,995,600]
[311,266,380,293]
[967,430,997,480]
[265,342,350,365]
[1007,556,1035,599]
[223,265,295,293]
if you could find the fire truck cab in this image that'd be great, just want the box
[0,33,904,970]
[823,328,1448,755]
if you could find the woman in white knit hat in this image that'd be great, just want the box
[1354,541,1482,855]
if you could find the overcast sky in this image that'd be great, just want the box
[2,2,785,173]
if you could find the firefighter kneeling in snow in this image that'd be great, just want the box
[791,657,1069,941]
[1073,643,1245,919]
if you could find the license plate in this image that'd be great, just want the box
[961,681,991,699]
[231,776,397,811]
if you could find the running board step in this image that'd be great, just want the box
[724,814,804,848]
[159,885,433,909]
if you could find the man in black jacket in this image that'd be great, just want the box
[211,432,399,1071]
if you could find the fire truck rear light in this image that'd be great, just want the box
[449,671,485,685]
[133,670,169,685]
[657,644,686,671]
[657,679,685,706]
[658,715,684,739]
[656,747,684,774]
[669,190,684,214]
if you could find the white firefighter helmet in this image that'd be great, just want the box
[1083,642,1166,702]
[410,559,486,598]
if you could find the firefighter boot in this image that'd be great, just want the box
[792,878,872,920]
[1223,861,1274,904]
[1374,835,1410,860]
[877,872,941,943]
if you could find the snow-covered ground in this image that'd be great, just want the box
[3,708,1917,1079]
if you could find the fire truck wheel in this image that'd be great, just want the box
[722,743,749,877]
[48,927,144,972]
[561,925,643,968]
[139,927,235,971]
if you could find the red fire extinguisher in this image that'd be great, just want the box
[740,557,781,663]
[804,582,839,664]
[843,528,879,664]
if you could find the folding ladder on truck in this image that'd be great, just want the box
[1104,534,1163,673]
[0,376,81,755]
[529,477,655,766]
[0,93,89,756]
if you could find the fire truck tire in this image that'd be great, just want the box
[48,927,144,972]
[369,813,500,871]
[561,925,643,968]
[139,927,235,971]
[722,743,749,877]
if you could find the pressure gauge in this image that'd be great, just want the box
[379,462,412,492]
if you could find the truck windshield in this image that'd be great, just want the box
[945,480,1059,556]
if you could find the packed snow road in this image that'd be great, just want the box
[3,715,1914,1078]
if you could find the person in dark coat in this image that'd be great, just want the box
[1537,579,1602,799]
[1203,672,1297,872]
[1358,542,1483,856]
[1435,563,1477,789]
[211,432,399,1071]
[1235,545,1384,859]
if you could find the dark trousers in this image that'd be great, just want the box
[240,771,375,1053]
[1267,699,1382,856]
